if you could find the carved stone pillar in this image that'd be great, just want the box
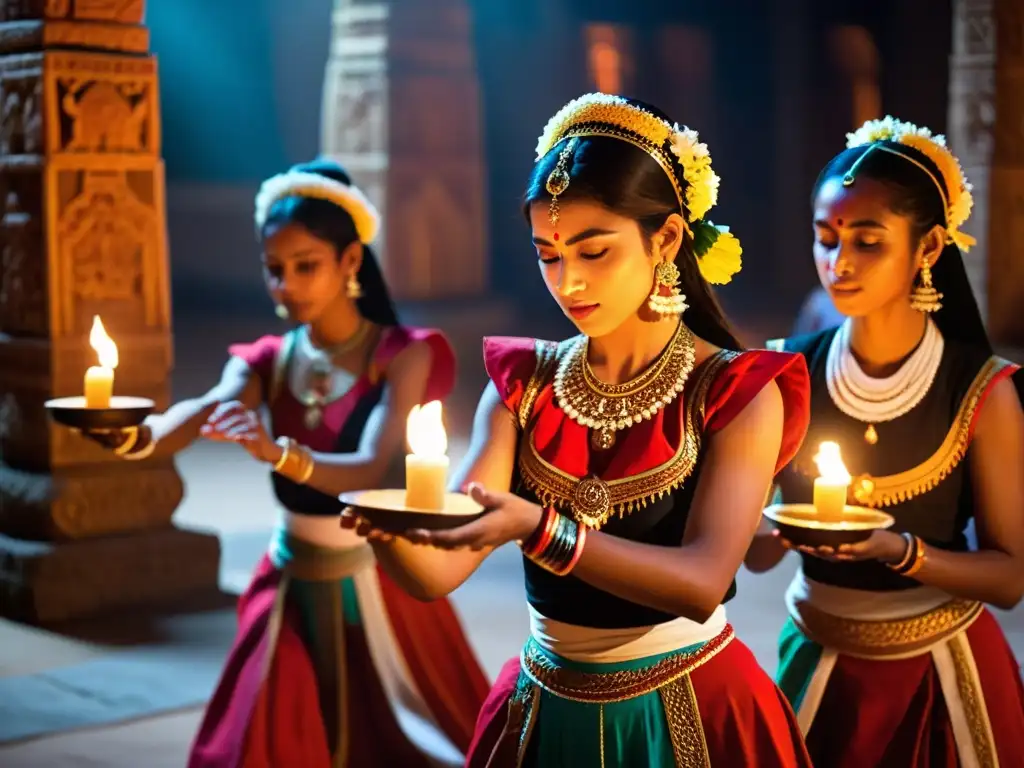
[948,0,996,322]
[0,0,219,623]
[321,0,487,300]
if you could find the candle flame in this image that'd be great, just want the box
[814,441,851,483]
[407,400,447,457]
[89,315,118,369]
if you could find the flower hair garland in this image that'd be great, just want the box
[254,170,381,244]
[846,116,975,252]
[535,93,741,285]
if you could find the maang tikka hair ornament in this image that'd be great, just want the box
[535,93,744,315]
[844,116,976,314]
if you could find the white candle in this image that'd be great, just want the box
[812,441,851,522]
[84,315,118,408]
[404,400,449,511]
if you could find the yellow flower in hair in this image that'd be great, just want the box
[846,116,975,252]
[693,221,742,285]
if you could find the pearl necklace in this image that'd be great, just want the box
[825,318,944,445]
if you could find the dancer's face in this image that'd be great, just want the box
[261,223,360,324]
[529,199,683,337]
[812,176,943,318]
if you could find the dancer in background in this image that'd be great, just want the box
[746,117,1024,767]
[88,159,489,768]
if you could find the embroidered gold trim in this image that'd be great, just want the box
[790,598,983,659]
[850,357,1015,507]
[505,669,540,768]
[948,632,1000,768]
[660,675,712,768]
[517,340,560,431]
[519,350,736,529]
[520,625,735,704]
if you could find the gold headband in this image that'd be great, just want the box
[535,94,719,227]
[844,117,975,252]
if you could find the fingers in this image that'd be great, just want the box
[206,400,246,424]
[467,482,505,511]
[410,519,491,550]
[338,509,394,542]
[201,410,260,442]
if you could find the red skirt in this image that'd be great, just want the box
[187,554,490,768]
[467,631,811,767]
[797,609,1024,767]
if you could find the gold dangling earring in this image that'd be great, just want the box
[274,304,290,320]
[910,260,942,313]
[647,261,688,316]
[346,273,363,299]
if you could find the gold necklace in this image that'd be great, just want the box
[298,320,371,429]
[553,321,697,450]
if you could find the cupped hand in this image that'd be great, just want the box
[775,528,907,564]
[340,483,544,551]
[200,400,280,463]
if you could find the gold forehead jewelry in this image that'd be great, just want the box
[546,137,578,226]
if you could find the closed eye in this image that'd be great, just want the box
[579,248,608,260]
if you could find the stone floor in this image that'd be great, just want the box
[0,306,1021,767]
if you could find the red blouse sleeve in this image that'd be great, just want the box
[227,335,283,388]
[703,349,811,474]
[482,336,541,415]
[374,326,457,403]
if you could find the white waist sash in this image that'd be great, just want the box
[785,569,951,621]
[528,603,728,664]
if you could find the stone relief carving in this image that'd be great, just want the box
[59,171,152,306]
[0,72,40,156]
[0,230,47,336]
[61,78,150,153]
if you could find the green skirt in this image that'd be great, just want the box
[509,628,734,768]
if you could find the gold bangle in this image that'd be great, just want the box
[902,537,927,577]
[113,426,140,456]
[273,437,315,484]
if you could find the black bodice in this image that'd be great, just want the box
[777,328,993,591]
[518,455,735,629]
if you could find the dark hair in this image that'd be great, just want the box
[523,99,743,351]
[812,141,989,353]
[259,158,399,327]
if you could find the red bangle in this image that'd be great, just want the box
[522,507,557,558]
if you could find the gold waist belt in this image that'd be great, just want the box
[790,597,983,658]
[270,530,374,582]
[521,623,734,704]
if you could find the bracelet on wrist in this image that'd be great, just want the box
[273,436,315,484]
[888,532,916,571]
[521,507,587,576]
[117,425,157,461]
[887,533,926,577]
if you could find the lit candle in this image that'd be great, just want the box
[84,315,118,409]
[405,400,449,511]
[812,441,851,523]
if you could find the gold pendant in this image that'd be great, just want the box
[864,423,878,445]
[591,427,616,451]
[571,476,612,529]
[304,406,322,430]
